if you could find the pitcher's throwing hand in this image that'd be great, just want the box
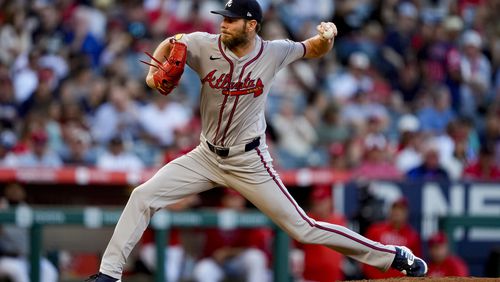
[318,21,338,41]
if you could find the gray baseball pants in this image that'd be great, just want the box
[100,140,396,279]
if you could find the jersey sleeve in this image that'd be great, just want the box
[267,39,306,72]
[174,32,208,74]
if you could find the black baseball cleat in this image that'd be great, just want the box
[85,273,120,282]
[391,246,428,277]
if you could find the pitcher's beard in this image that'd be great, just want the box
[221,23,249,50]
[222,33,249,50]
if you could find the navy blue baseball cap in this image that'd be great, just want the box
[211,0,263,23]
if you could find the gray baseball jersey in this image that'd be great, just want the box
[178,32,303,147]
[99,32,397,280]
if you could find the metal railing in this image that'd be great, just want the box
[440,216,500,253]
[0,207,290,282]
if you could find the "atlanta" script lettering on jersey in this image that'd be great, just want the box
[201,70,264,97]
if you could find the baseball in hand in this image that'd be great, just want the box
[318,22,337,40]
[322,28,334,40]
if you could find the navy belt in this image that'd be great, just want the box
[206,137,260,157]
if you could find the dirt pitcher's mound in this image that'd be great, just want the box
[349,278,498,282]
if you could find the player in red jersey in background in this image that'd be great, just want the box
[427,232,469,277]
[362,197,422,279]
[294,185,347,282]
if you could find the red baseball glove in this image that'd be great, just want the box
[141,38,187,96]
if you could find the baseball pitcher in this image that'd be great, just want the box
[88,0,427,281]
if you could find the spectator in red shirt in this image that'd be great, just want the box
[362,197,422,279]
[353,133,402,180]
[463,146,500,180]
[294,185,347,282]
[427,232,469,277]
[193,189,271,282]
[164,1,217,36]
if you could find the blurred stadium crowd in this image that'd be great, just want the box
[0,0,500,280]
[0,0,499,180]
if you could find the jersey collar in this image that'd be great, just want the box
[219,35,262,62]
